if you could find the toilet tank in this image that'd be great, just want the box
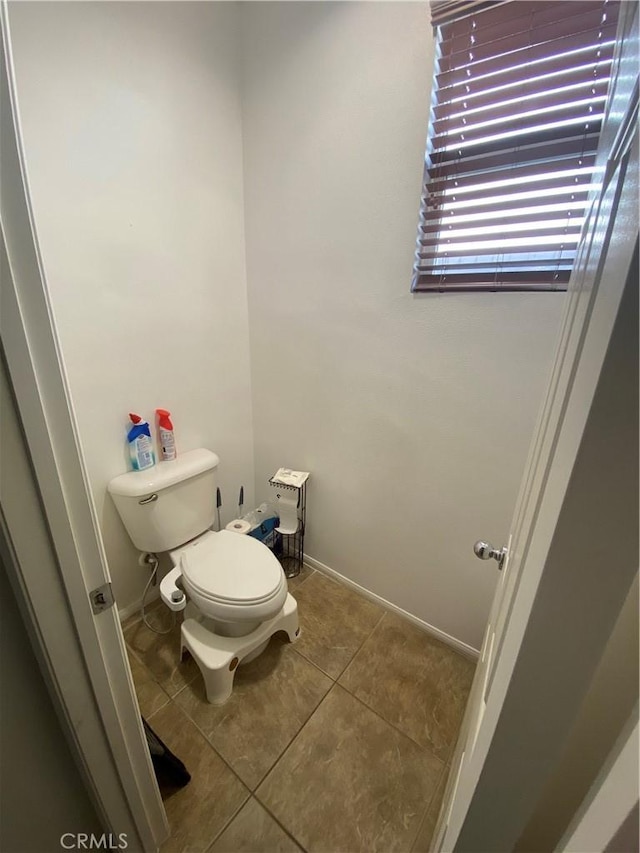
[107,448,219,553]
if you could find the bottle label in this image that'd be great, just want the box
[131,434,155,470]
[159,428,176,461]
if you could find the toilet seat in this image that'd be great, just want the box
[176,530,287,622]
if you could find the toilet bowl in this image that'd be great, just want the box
[107,448,300,705]
[160,530,299,700]
[168,530,288,625]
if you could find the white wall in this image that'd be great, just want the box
[9,0,564,650]
[240,1,564,650]
[8,1,254,611]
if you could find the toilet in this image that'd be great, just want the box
[108,448,299,704]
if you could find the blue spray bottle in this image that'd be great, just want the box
[127,414,155,471]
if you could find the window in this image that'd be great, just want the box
[412,0,619,293]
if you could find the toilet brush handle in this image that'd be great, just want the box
[216,488,222,531]
[238,485,244,517]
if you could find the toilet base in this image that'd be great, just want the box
[180,593,300,704]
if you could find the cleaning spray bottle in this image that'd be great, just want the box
[127,414,155,471]
[156,409,177,461]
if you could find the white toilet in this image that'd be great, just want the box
[108,448,300,704]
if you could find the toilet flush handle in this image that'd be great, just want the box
[139,493,158,505]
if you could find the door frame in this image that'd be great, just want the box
[0,6,169,850]
[434,3,639,849]
[558,706,639,853]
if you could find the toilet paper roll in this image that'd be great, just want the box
[272,489,299,535]
[225,519,251,535]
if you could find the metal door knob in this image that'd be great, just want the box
[474,540,507,569]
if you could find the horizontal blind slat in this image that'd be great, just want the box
[431,0,508,28]
[439,3,609,59]
[418,259,575,271]
[438,8,611,73]
[438,0,599,42]
[422,187,594,218]
[418,225,584,247]
[413,275,570,292]
[434,56,614,118]
[426,138,599,182]
[435,26,617,90]
[413,0,619,292]
[428,123,603,166]
[419,213,587,235]
[430,103,606,150]
[432,79,611,133]
[419,201,591,230]
[423,161,598,200]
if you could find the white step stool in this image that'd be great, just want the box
[180,592,300,704]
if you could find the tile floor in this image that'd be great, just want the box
[123,567,475,853]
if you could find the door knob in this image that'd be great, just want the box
[474,540,507,569]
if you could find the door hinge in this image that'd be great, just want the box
[90,582,115,614]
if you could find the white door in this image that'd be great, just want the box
[433,4,639,849]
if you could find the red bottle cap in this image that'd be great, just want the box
[156,409,173,430]
[129,413,142,424]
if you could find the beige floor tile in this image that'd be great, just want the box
[124,612,200,697]
[257,686,443,853]
[412,766,449,852]
[120,597,164,632]
[209,797,301,853]
[284,563,314,593]
[126,648,170,718]
[149,702,248,853]
[339,613,475,761]
[174,638,332,789]
[292,572,384,679]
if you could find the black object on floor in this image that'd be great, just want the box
[143,717,191,790]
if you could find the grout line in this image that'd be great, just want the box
[410,763,450,853]
[167,695,254,792]
[203,789,252,853]
[320,595,470,761]
[287,564,316,593]
[288,644,337,682]
[247,672,333,793]
[254,682,445,853]
[336,683,447,770]
[301,606,387,683]
[338,669,465,760]
[151,699,255,851]
[253,683,339,798]
[339,608,387,676]
[291,571,388,681]
[251,797,309,853]
[332,684,450,851]
[139,564,457,851]
[123,642,173,719]
[170,640,333,793]
[286,642,337,684]
[304,553,480,661]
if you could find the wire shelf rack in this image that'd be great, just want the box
[268,479,307,578]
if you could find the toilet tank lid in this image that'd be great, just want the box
[108,448,219,498]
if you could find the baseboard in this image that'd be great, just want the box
[119,554,480,660]
[118,589,161,624]
[303,553,480,661]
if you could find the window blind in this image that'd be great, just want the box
[412,0,619,293]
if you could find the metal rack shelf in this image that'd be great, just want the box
[268,478,307,578]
